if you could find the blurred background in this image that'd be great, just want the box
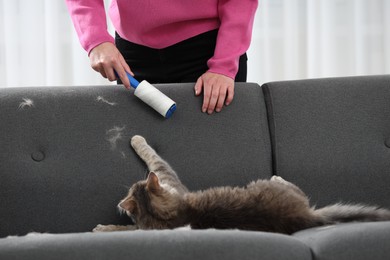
[0,0,389,88]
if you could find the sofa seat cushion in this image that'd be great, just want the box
[294,221,390,260]
[0,230,312,260]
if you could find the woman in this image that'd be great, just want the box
[65,0,258,114]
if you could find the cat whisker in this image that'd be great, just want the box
[118,184,131,190]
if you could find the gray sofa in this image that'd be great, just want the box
[1,75,389,260]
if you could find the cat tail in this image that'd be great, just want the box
[314,203,390,224]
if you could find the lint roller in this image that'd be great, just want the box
[118,71,176,118]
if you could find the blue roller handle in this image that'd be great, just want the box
[115,71,140,89]
[115,70,176,119]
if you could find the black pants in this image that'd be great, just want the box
[115,30,247,84]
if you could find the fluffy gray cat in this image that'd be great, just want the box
[94,135,390,234]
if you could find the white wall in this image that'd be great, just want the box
[0,0,389,87]
[247,0,390,84]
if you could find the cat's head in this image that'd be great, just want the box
[118,172,183,229]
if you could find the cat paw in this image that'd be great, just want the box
[93,224,116,232]
[93,224,137,232]
[130,135,146,148]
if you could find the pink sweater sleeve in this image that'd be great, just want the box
[207,0,258,79]
[65,0,114,54]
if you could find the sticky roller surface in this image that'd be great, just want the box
[134,80,176,118]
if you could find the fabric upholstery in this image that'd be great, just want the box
[262,75,390,208]
[0,83,272,237]
[0,230,311,260]
[294,221,390,260]
[1,77,390,260]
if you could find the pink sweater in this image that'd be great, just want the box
[65,0,258,79]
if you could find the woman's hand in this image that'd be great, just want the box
[194,72,234,114]
[89,42,133,89]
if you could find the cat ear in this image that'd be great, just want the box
[119,199,137,213]
[146,172,160,192]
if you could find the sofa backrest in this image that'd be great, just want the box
[0,83,272,237]
[262,75,390,208]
